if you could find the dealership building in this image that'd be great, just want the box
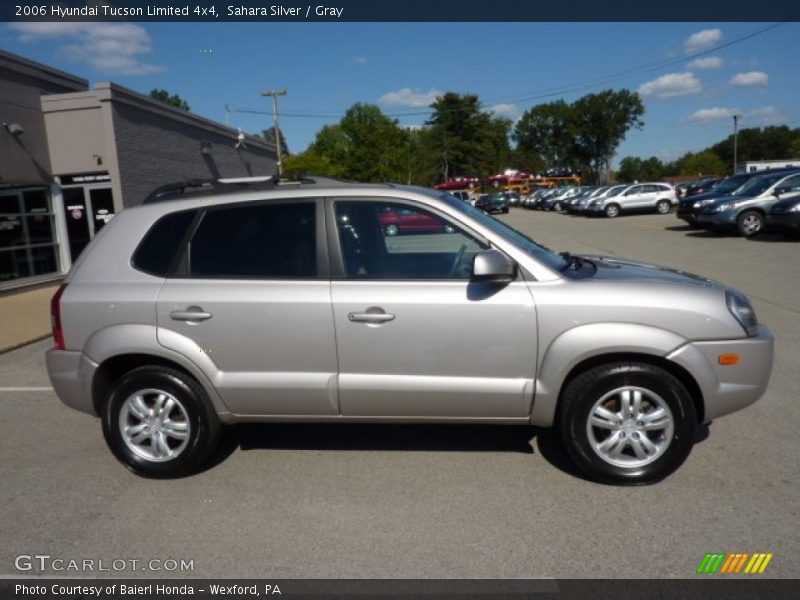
[1,50,278,291]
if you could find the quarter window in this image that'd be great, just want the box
[132,209,198,277]
[189,202,317,278]
[335,201,486,279]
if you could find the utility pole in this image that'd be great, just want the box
[261,88,287,175]
[733,114,741,175]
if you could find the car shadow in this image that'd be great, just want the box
[202,421,713,482]
[746,233,799,243]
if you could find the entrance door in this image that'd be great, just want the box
[61,188,91,261]
[88,188,115,233]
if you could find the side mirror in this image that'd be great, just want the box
[774,187,787,197]
[472,249,516,283]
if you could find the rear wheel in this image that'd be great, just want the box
[604,203,620,218]
[737,210,763,237]
[102,366,220,478]
[558,362,696,485]
[656,199,671,214]
[554,201,563,211]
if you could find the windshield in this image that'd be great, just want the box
[440,193,568,272]
[604,185,626,197]
[710,175,749,194]
[735,173,785,197]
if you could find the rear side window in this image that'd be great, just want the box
[132,209,198,276]
[189,202,316,278]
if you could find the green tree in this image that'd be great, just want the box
[338,103,409,182]
[255,126,290,156]
[570,90,645,184]
[676,151,726,176]
[149,89,190,111]
[709,126,799,170]
[513,100,575,170]
[425,92,512,181]
[282,149,344,178]
[617,157,643,182]
[790,137,800,158]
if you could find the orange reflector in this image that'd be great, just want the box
[718,354,740,365]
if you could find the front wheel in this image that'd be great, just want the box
[604,203,620,218]
[737,210,763,237]
[102,366,220,478]
[558,362,696,485]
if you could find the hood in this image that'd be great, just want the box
[582,255,722,287]
[680,189,734,205]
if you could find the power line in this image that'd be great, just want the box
[228,20,795,121]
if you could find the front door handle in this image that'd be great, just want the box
[170,307,213,322]
[348,308,396,324]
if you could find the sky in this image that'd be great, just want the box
[2,21,799,167]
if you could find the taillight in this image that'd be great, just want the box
[51,283,68,350]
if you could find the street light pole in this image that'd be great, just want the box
[261,88,287,175]
[733,114,740,175]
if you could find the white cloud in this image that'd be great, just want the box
[687,56,723,70]
[685,107,741,123]
[352,55,367,66]
[8,22,164,76]
[684,106,786,126]
[378,87,442,108]
[638,72,703,99]
[730,71,769,87]
[747,106,786,125]
[684,28,723,53]
[487,103,520,118]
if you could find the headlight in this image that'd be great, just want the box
[714,202,736,212]
[695,198,714,207]
[790,204,800,212]
[726,290,758,336]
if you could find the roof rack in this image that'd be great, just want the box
[141,174,366,204]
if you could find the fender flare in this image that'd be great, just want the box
[530,322,688,427]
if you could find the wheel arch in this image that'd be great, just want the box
[531,323,704,427]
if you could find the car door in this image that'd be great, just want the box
[328,198,538,419]
[622,185,647,208]
[156,198,340,416]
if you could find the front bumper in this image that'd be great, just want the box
[667,325,774,422]
[46,349,99,416]
[696,210,737,228]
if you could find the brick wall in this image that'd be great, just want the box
[110,100,277,207]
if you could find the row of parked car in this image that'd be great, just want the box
[505,170,800,238]
[675,168,800,237]
[514,183,678,218]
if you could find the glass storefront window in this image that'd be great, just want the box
[0,187,61,285]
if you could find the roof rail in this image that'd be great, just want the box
[141,173,361,204]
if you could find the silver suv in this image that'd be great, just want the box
[46,177,774,484]
[588,182,677,218]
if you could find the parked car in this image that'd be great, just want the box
[677,169,800,227]
[46,175,774,484]
[542,187,581,211]
[475,193,509,214]
[696,170,800,236]
[564,187,597,213]
[504,191,521,207]
[674,182,693,199]
[571,186,621,214]
[684,177,721,198]
[587,183,677,218]
[765,194,800,237]
[378,206,456,236]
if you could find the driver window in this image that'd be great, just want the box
[335,201,487,279]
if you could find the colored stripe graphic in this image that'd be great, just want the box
[699,552,773,574]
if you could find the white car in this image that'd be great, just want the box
[588,183,677,218]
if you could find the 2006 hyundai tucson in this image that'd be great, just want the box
[46,176,774,484]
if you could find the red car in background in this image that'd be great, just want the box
[377,206,456,236]
[433,176,480,191]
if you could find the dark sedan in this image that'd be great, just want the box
[475,193,509,214]
[765,195,800,237]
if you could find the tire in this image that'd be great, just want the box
[656,199,671,215]
[502,207,509,214]
[604,203,620,218]
[102,366,221,478]
[384,224,399,237]
[557,362,696,485]
[736,210,763,237]
[554,201,563,211]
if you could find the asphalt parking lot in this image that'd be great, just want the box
[1,208,798,579]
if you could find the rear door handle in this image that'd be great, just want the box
[170,307,213,322]
[348,308,395,324]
